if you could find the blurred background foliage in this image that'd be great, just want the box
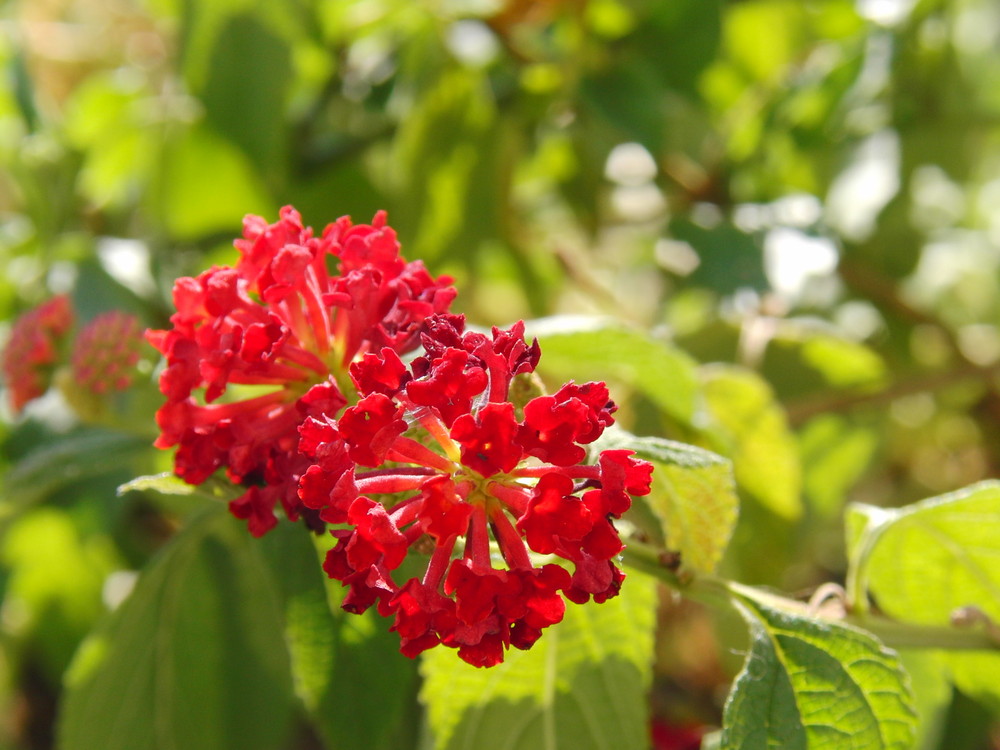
[3,0,1000,747]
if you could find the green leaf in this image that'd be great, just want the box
[597,430,738,574]
[701,364,802,520]
[897,651,952,750]
[630,0,722,96]
[117,472,243,503]
[722,594,917,750]
[799,335,887,389]
[57,509,295,750]
[526,315,701,427]
[799,414,878,518]
[391,69,503,266]
[4,429,149,512]
[257,525,420,750]
[151,124,272,240]
[117,472,199,497]
[670,219,769,295]
[722,0,808,84]
[420,570,656,750]
[847,481,1000,711]
[201,14,291,180]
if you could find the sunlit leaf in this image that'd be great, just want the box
[420,570,656,750]
[117,472,242,503]
[847,481,1000,711]
[722,0,807,83]
[597,429,737,574]
[526,315,701,427]
[799,335,887,389]
[701,365,802,520]
[722,593,916,749]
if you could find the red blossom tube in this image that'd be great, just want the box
[488,505,532,571]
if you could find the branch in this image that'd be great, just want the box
[784,360,1000,426]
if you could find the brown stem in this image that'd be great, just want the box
[785,361,1000,426]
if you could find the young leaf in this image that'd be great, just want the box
[847,481,1000,711]
[57,509,295,750]
[597,429,738,574]
[722,594,917,750]
[420,570,656,750]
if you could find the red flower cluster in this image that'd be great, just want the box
[72,311,145,394]
[297,315,652,667]
[146,207,455,536]
[2,295,74,412]
[148,206,653,667]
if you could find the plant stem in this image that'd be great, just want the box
[623,541,1000,652]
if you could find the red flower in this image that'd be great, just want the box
[2,295,74,412]
[147,207,455,536]
[72,311,145,395]
[298,315,653,666]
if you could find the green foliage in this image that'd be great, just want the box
[258,525,421,750]
[701,365,802,520]
[420,571,656,750]
[599,429,738,573]
[847,482,1000,711]
[4,428,149,511]
[722,592,917,750]
[4,0,1000,747]
[58,509,295,750]
[527,316,701,426]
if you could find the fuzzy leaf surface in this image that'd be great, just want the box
[722,594,916,750]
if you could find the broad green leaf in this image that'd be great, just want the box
[847,482,1000,711]
[701,364,802,520]
[201,14,291,179]
[722,594,916,750]
[526,315,701,427]
[4,429,148,512]
[722,0,807,84]
[597,429,737,574]
[420,570,656,750]
[257,525,420,750]
[151,124,272,240]
[57,509,294,750]
[799,414,877,518]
